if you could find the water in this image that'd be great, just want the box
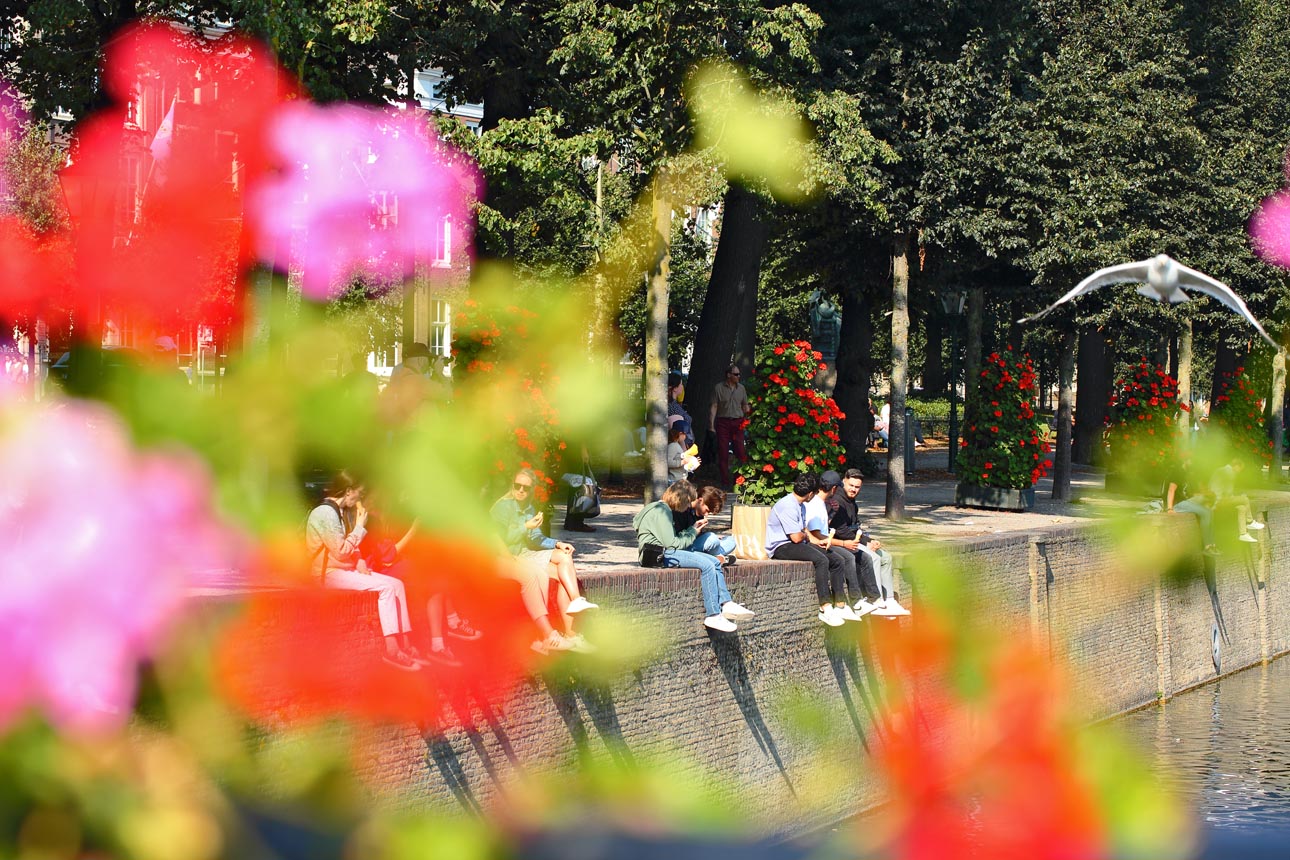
[1117,655,1290,833]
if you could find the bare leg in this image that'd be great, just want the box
[550,550,582,601]
[548,575,574,635]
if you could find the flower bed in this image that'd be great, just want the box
[958,348,1051,492]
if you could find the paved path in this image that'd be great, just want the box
[559,443,1112,570]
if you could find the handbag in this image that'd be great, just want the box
[570,456,602,519]
[641,543,666,568]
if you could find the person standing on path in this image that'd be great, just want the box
[709,364,751,487]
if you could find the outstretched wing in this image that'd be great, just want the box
[1174,263,1279,349]
[1020,259,1153,323]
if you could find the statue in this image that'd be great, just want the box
[808,289,842,361]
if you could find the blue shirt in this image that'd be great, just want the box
[765,493,807,555]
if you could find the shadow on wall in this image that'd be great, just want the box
[824,624,887,752]
[546,667,636,767]
[708,631,797,797]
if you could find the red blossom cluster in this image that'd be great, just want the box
[1212,365,1272,466]
[735,340,846,504]
[1105,360,1183,475]
[960,348,1051,489]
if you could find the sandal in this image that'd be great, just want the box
[382,650,421,672]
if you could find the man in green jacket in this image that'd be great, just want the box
[633,480,754,632]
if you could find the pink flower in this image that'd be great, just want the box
[1250,189,1290,269]
[0,402,236,733]
[248,103,478,299]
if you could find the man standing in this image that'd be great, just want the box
[709,363,751,487]
[824,468,910,616]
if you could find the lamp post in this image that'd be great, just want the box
[941,290,969,473]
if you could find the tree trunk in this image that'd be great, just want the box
[645,179,672,502]
[686,185,768,463]
[923,310,945,395]
[1073,326,1109,465]
[1209,337,1244,408]
[964,287,984,411]
[834,286,874,465]
[1176,319,1193,434]
[886,233,910,520]
[1270,348,1286,481]
[1052,330,1076,501]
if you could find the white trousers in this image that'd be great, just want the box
[856,544,895,600]
[324,569,411,637]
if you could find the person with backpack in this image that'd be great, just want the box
[305,471,424,671]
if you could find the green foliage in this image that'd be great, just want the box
[959,348,1050,489]
[1211,364,1273,467]
[617,220,714,368]
[734,339,846,504]
[1,123,68,234]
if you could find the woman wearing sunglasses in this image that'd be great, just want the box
[490,468,597,653]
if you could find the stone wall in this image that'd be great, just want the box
[225,496,1290,832]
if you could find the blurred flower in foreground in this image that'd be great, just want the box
[1250,188,1290,269]
[0,400,235,733]
[248,104,478,299]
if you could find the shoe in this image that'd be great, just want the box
[537,630,575,652]
[854,599,878,616]
[818,606,845,627]
[721,601,755,620]
[427,646,463,667]
[704,614,738,633]
[885,599,911,616]
[871,598,888,611]
[447,617,482,641]
[719,554,738,567]
[1247,520,1266,530]
[382,651,421,672]
[871,600,898,616]
[1203,544,1221,558]
[566,596,599,614]
[565,523,597,533]
[403,646,435,666]
[1239,533,1258,543]
[564,633,597,653]
[836,604,862,622]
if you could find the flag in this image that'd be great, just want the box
[149,97,176,167]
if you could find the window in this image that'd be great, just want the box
[429,300,451,356]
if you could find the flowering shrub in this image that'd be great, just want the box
[959,349,1051,489]
[734,339,846,505]
[454,298,565,502]
[1212,365,1272,467]
[1105,360,1184,483]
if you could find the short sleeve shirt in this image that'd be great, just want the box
[804,495,830,534]
[714,382,749,419]
[765,493,806,555]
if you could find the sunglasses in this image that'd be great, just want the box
[513,482,533,491]
[729,371,741,377]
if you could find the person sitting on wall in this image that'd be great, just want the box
[673,485,738,564]
[305,471,425,671]
[634,479,754,633]
[825,468,910,616]
[765,472,849,627]
[808,473,871,620]
[490,468,597,654]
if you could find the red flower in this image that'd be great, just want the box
[736,475,746,485]
[762,464,775,473]
[771,450,782,459]
[789,459,798,468]
[804,456,815,465]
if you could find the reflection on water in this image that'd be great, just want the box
[1118,656,1290,833]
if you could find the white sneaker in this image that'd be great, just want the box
[704,614,737,633]
[721,601,755,620]
[877,599,912,617]
[1247,520,1266,530]
[854,599,878,616]
[564,633,597,653]
[542,631,575,651]
[1239,533,1258,543]
[871,597,888,610]
[818,606,845,627]
[836,604,862,622]
[567,596,599,614]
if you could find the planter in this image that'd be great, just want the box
[955,482,1035,511]
[730,504,772,560]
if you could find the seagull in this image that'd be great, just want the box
[1020,254,1278,349]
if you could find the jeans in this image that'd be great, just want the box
[690,531,738,557]
[1176,498,1214,546]
[856,544,895,600]
[714,417,747,485]
[663,548,732,617]
[772,541,845,604]
[845,548,881,599]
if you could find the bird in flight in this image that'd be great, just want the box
[1020,254,1278,349]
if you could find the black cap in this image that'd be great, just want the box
[405,342,431,359]
[820,469,843,488]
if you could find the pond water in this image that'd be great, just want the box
[1117,655,1290,834]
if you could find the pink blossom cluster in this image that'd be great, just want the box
[0,401,235,733]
